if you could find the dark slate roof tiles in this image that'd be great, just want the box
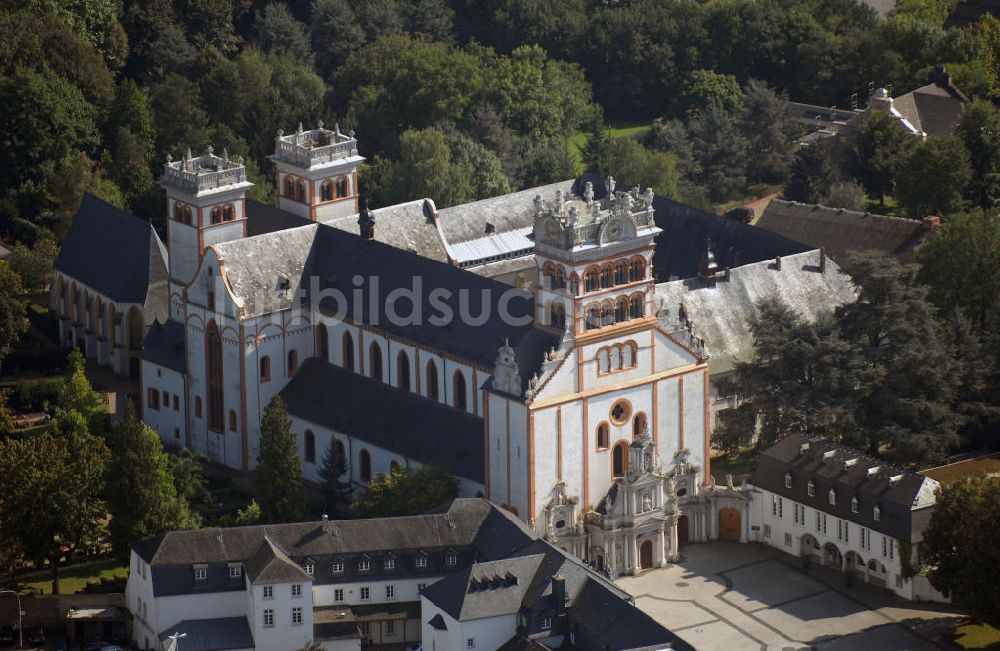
[139,319,186,373]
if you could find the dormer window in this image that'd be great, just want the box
[541,616,552,630]
[359,558,370,572]
[384,557,395,570]
[416,553,429,569]
[851,497,859,514]
[304,561,314,575]
[193,564,208,583]
[445,551,458,567]
[807,480,815,497]
[228,563,242,579]
[873,504,881,521]
[332,560,345,574]
[828,489,836,505]
[784,472,792,489]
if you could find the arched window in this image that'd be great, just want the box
[317,326,329,361]
[829,488,836,505]
[295,180,306,202]
[223,204,235,221]
[287,349,299,376]
[107,304,116,348]
[784,472,792,488]
[596,423,610,449]
[584,268,598,292]
[851,496,859,513]
[210,207,222,225]
[304,430,316,464]
[283,177,294,198]
[542,262,554,288]
[807,479,815,497]
[586,305,600,330]
[615,298,627,323]
[369,342,383,382]
[194,396,202,419]
[600,265,613,288]
[553,266,566,289]
[426,360,439,400]
[569,274,580,296]
[359,449,372,482]
[632,412,647,439]
[629,257,645,282]
[335,176,349,198]
[229,410,238,432]
[335,439,346,461]
[320,181,333,202]
[127,307,144,354]
[597,348,610,373]
[397,351,411,391]
[629,294,644,319]
[260,356,271,382]
[342,331,355,371]
[623,342,635,368]
[873,504,881,521]
[206,321,223,433]
[453,371,467,411]
[614,261,627,285]
[601,301,614,327]
[550,303,566,330]
[612,442,628,478]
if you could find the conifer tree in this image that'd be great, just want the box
[317,439,350,510]
[254,396,306,523]
[106,403,200,560]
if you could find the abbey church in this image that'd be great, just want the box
[52,123,756,577]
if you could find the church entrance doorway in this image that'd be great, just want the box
[639,540,653,570]
[677,515,689,543]
[719,508,740,541]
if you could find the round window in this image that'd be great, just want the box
[609,399,632,425]
[676,488,687,497]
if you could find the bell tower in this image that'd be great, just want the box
[268,121,365,223]
[531,177,660,339]
[159,146,253,302]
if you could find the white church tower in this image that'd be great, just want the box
[159,146,253,315]
[268,121,364,222]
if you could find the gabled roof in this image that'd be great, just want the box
[326,199,448,262]
[54,193,168,303]
[245,199,310,236]
[891,79,968,137]
[243,536,311,584]
[751,433,940,541]
[140,319,186,373]
[655,250,858,374]
[422,554,546,621]
[280,358,485,483]
[756,199,936,266]
[158,617,253,651]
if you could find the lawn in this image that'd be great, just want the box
[566,120,653,173]
[13,559,127,595]
[954,622,1000,649]
[711,452,758,481]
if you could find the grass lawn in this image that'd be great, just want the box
[711,452,758,480]
[954,622,1000,649]
[566,120,653,173]
[13,559,127,595]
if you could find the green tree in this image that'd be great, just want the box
[168,449,211,506]
[7,233,57,294]
[687,103,749,201]
[921,475,1000,628]
[447,130,511,200]
[106,405,200,560]
[310,0,365,78]
[254,396,305,523]
[955,100,1000,209]
[33,0,127,69]
[0,430,109,593]
[106,80,157,202]
[350,465,458,518]
[917,210,1000,324]
[317,440,350,509]
[254,3,313,64]
[851,111,912,205]
[383,128,474,208]
[741,80,795,185]
[149,74,212,157]
[895,136,972,218]
[598,138,678,198]
[235,499,262,525]
[784,142,838,204]
[683,69,744,115]
[57,349,106,434]
[821,180,869,212]
[0,263,29,370]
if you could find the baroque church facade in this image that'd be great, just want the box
[57,124,755,577]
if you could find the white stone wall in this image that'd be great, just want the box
[141,361,187,448]
[248,579,315,651]
[313,576,444,608]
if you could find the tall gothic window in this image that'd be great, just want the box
[342,331,355,371]
[629,294,644,319]
[629,258,645,282]
[359,449,372,482]
[335,176,349,198]
[596,423,610,449]
[397,351,411,391]
[612,442,628,478]
[206,321,224,433]
[426,360,439,400]
[283,177,294,197]
[295,180,306,202]
[453,371,467,411]
[369,342,383,382]
[317,326,329,361]
[304,430,316,464]
[633,412,648,439]
[320,181,333,202]
[287,349,299,376]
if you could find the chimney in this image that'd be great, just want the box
[322,513,330,534]
[358,199,375,241]
[922,215,941,230]
[551,575,566,617]
[774,256,782,270]
[819,249,826,273]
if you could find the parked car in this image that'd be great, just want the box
[0,626,15,646]
[25,628,44,645]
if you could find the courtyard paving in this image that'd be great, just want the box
[616,542,963,651]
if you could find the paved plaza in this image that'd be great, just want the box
[616,542,963,651]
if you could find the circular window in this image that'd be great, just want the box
[609,399,632,425]
[676,488,687,497]
[555,520,566,529]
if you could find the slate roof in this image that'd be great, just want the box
[891,78,968,137]
[751,433,940,542]
[437,180,576,247]
[655,250,858,375]
[945,0,1000,29]
[140,319,186,373]
[423,554,546,621]
[158,617,253,651]
[214,218,537,368]
[245,199,310,237]
[756,199,936,266]
[326,199,448,262]
[280,358,485,483]
[54,193,168,303]
[243,536,312,584]
[651,195,811,281]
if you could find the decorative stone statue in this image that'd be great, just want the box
[583,181,594,205]
[568,206,579,226]
[642,187,655,208]
[605,175,616,196]
[534,194,544,215]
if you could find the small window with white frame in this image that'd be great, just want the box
[332,559,345,574]
[229,563,242,579]
[446,550,458,567]
[467,638,476,649]
[334,588,344,602]
[359,558,370,572]
[385,585,395,600]
[304,561,315,575]
[193,564,208,582]
[807,479,815,497]
[873,504,881,521]
[360,586,370,601]
[384,557,395,570]
[416,553,429,569]
[263,609,274,628]
[292,606,302,625]
[851,496,859,513]
[828,488,836,505]
[784,472,792,488]
[541,616,552,630]
[262,585,273,600]
[291,583,302,598]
